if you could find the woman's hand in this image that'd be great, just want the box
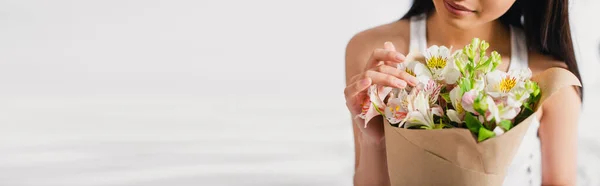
[344,42,418,143]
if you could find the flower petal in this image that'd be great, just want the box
[486,70,505,87]
[443,67,461,84]
[411,62,433,79]
[424,45,440,59]
[432,105,444,117]
[473,78,485,91]
[363,85,393,127]
[485,96,499,122]
[447,109,463,123]
[449,87,462,107]
[493,126,505,136]
[461,90,478,113]
[500,107,518,120]
[438,46,451,58]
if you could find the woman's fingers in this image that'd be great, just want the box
[365,70,408,89]
[384,41,396,52]
[344,78,371,99]
[345,41,416,109]
[364,48,406,70]
[371,65,419,86]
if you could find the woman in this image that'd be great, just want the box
[344,0,583,185]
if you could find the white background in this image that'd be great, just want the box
[0,0,599,186]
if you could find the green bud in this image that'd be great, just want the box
[464,44,474,60]
[490,51,501,71]
[473,94,488,116]
[525,81,541,97]
[471,38,481,49]
[454,53,467,75]
[480,40,489,52]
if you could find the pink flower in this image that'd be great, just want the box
[461,90,478,114]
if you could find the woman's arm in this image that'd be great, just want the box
[539,84,582,186]
[353,124,390,186]
[345,33,397,186]
[346,36,391,185]
[344,21,413,185]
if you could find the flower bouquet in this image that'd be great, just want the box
[359,38,582,185]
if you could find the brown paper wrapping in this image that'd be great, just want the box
[384,67,582,186]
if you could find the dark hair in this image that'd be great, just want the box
[402,0,583,100]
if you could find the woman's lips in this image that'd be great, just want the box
[443,0,475,16]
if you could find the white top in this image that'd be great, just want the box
[410,14,542,186]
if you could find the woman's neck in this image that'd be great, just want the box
[425,12,511,52]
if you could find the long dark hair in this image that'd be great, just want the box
[402,0,583,100]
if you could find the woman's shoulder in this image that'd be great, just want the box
[345,19,411,63]
[344,19,411,80]
[527,51,581,117]
[527,52,569,75]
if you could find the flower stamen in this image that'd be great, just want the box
[405,69,416,77]
[427,56,447,69]
[456,102,464,114]
[500,76,517,93]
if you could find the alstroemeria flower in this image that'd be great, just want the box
[358,85,393,128]
[424,46,461,84]
[422,80,443,105]
[447,87,465,123]
[384,89,409,125]
[460,78,485,114]
[398,60,432,84]
[484,95,520,123]
[507,87,531,108]
[403,90,442,129]
[493,126,505,136]
[485,69,532,98]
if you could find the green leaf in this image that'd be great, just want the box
[473,94,488,116]
[464,112,482,134]
[478,127,496,142]
[459,77,472,93]
[441,93,451,103]
[498,120,512,131]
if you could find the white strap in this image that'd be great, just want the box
[509,26,529,70]
[409,14,427,52]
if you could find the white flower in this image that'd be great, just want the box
[403,90,438,129]
[460,78,485,114]
[493,126,505,136]
[422,79,443,105]
[384,90,409,125]
[359,85,393,128]
[484,96,520,123]
[424,45,461,84]
[485,69,532,98]
[485,96,500,122]
[398,61,432,84]
[446,87,465,123]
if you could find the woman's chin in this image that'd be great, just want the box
[436,11,480,30]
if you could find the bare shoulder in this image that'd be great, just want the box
[527,52,569,75]
[345,19,411,82]
[528,52,582,117]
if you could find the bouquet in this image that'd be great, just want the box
[359,38,582,185]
